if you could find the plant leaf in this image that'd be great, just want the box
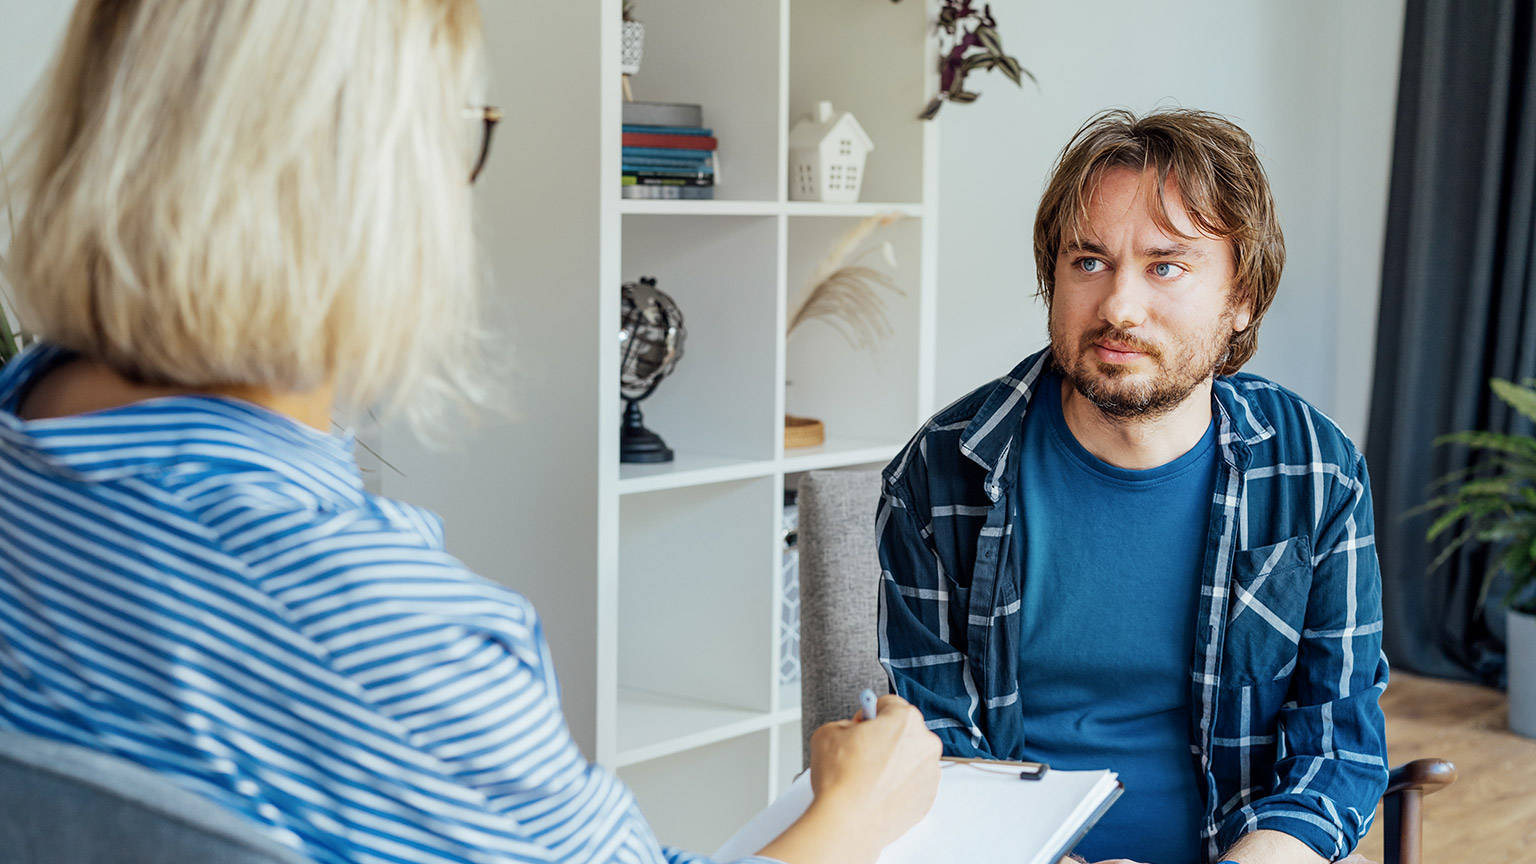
[974,25,1003,56]
[918,96,944,120]
[963,53,998,72]
[1491,378,1536,425]
[1454,477,1520,499]
[1500,542,1536,607]
[949,90,980,103]
[1426,527,1477,574]
[947,67,970,95]
[997,55,1024,86]
[1434,430,1536,460]
[1425,503,1471,541]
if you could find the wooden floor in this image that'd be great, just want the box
[1354,672,1536,862]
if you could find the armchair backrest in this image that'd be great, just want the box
[0,729,308,864]
[796,469,890,765]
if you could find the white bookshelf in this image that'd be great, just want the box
[382,0,937,853]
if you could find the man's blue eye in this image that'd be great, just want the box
[1080,259,1102,273]
[1154,262,1182,278]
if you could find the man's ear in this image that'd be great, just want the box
[1231,291,1254,333]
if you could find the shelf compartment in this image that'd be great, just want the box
[618,477,780,732]
[618,731,772,855]
[622,0,781,201]
[789,0,928,204]
[622,215,779,464]
[785,216,924,442]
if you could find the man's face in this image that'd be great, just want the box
[1047,166,1251,420]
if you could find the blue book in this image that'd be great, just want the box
[622,125,714,136]
[621,153,713,165]
[623,160,714,172]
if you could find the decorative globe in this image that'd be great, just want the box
[618,277,685,462]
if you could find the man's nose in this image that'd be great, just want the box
[1098,269,1149,330]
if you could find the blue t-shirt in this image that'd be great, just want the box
[1016,370,1217,864]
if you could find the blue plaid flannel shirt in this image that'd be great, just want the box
[877,349,1389,862]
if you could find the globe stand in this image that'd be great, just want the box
[620,388,673,464]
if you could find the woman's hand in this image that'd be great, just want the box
[756,694,941,864]
[808,694,942,847]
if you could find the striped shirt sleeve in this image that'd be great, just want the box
[256,510,777,864]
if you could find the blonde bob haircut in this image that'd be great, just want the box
[1033,108,1286,375]
[8,0,489,431]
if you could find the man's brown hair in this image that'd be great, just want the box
[1033,108,1285,375]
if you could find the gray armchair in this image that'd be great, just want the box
[793,469,1454,864]
[0,729,308,864]
[796,469,889,767]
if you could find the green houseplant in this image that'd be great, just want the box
[1424,377,1536,736]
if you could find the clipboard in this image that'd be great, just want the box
[714,760,1123,864]
[1046,780,1124,864]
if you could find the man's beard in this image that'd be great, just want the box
[1048,315,1234,421]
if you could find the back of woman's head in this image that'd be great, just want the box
[7,0,488,431]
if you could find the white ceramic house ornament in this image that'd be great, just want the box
[788,101,874,202]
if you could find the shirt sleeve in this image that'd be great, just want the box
[301,528,777,864]
[875,475,994,758]
[1220,452,1390,859]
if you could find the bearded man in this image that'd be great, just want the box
[876,109,1388,864]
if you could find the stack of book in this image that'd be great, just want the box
[622,101,716,200]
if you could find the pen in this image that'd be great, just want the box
[858,688,878,721]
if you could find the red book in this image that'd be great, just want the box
[622,132,719,150]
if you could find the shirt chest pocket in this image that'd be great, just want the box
[1223,536,1313,686]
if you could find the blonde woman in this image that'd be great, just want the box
[0,3,940,864]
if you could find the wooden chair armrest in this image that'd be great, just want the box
[1385,758,1457,798]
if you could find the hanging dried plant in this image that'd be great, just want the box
[893,0,1035,120]
[787,212,906,355]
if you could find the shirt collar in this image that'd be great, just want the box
[0,343,363,502]
[958,347,1275,492]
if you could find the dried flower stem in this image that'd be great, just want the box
[787,213,906,354]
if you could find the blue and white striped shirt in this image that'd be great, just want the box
[0,344,769,864]
[877,349,1390,862]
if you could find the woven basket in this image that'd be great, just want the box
[784,415,825,449]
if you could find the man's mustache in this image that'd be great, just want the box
[1080,326,1163,361]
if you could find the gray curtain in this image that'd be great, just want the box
[1367,0,1536,684]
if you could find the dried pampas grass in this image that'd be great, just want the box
[786,212,905,354]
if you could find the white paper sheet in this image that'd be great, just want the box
[714,763,1120,864]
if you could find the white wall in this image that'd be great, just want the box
[0,3,71,137]
[933,0,1405,443]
